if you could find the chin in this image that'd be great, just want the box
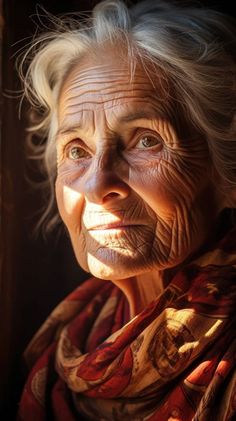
[84,249,156,281]
[86,253,127,280]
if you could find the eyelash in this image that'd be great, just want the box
[65,141,90,160]
[62,139,90,161]
[135,132,163,150]
[63,131,163,161]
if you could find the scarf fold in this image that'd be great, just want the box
[18,220,236,421]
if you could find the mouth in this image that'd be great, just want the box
[88,223,135,231]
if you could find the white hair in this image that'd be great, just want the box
[18,0,236,233]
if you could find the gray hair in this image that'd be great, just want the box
[18,0,236,233]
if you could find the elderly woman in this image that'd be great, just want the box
[17,0,236,420]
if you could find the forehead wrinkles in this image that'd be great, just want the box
[63,66,151,94]
[60,64,160,114]
[63,66,132,93]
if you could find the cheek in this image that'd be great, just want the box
[55,177,84,231]
[129,164,182,219]
[133,151,210,204]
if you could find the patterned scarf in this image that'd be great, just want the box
[18,215,236,421]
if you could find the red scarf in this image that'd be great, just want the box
[18,222,236,421]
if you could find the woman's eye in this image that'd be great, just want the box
[136,134,163,149]
[67,145,90,160]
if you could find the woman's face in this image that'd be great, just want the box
[56,50,221,280]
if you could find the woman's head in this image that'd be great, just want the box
[19,0,236,276]
[55,45,220,279]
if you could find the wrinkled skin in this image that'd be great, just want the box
[55,48,223,316]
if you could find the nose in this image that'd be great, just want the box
[82,154,130,204]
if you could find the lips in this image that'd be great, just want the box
[88,222,133,230]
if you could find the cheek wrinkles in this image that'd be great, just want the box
[57,160,89,188]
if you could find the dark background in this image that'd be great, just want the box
[1,0,236,419]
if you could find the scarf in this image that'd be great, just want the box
[18,218,236,421]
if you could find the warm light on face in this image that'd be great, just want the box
[87,252,115,278]
[55,51,221,280]
[82,211,123,230]
[62,185,83,215]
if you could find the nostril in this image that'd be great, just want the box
[107,192,119,198]
[103,192,120,202]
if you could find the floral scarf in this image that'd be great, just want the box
[18,218,236,421]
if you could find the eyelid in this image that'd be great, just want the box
[132,129,164,149]
[63,137,90,151]
[65,141,92,161]
[58,138,91,162]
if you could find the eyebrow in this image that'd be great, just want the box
[117,110,158,123]
[55,125,82,143]
[55,109,161,142]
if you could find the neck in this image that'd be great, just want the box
[112,270,165,319]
